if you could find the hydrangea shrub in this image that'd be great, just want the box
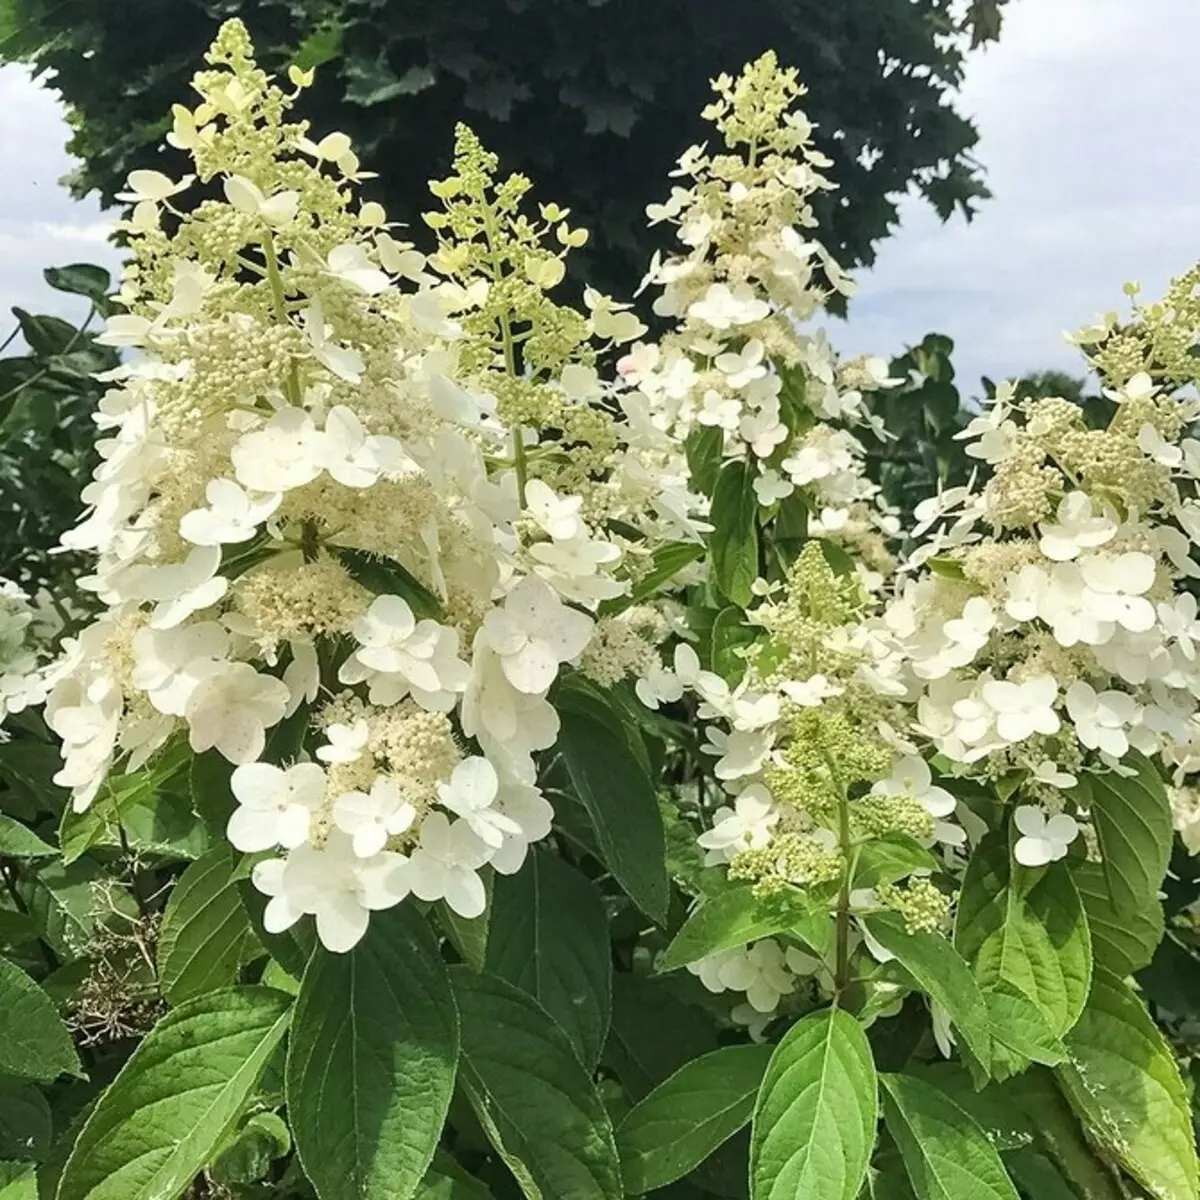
[0,21,1197,1200]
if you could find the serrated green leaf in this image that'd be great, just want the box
[617,1044,771,1193]
[685,426,723,497]
[1001,1150,1076,1200]
[658,886,828,974]
[863,914,992,1076]
[623,541,705,608]
[0,957,79,1082]
[56,987,291,1200]
[330,546,442,619]
[1076,756,1172,917]
[485,849,611,1069]
[603,974,720,1102]
[852,834,940,891]
[437,876,491,973]
[452,967,622,1199]
[0,816,55,859]
[751,1007,876,1200]
[709,460,759,607]
[556,682,667,923]
[415,1154,494,1197]
[0,1078,51,1162]
[880,1073,1018,1199]
[43,264,110,304]
[286,906,459,1200]
[156,844,257,1003]
[1075,861,1162,977]
[955,839,1090,1037]
[908,1064,1032,1152]
[1057,969,1200,1200]
[980,981,1066,1079]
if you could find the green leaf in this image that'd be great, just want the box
[617,1044,771,1193]
[1076,755,1172,917]
[0,1162,34,1199]
[56,987,291,1200]
[209,1111,291,1186]
[188,751,236,841]
[1075,861,1162,977]
[330,546,441,619]
[980,981,1066,1078]
[156,844,257,1003]
[658,887,827,974]
[0,1078,51,1161]
[0,957,80,1082]
[880,1073,1018,1199]
[237,878,315,980]
[625,541,705,607]
[415,1155,494,1197]
[603,974,720,1102]
[485,849,611,1070]
[864,914,992,1076]
[955,839,1090,1036]
[852,835,940,891]
[287,906,459,1200]
[908,1064,1032,1152]
[710,606,755,684]
[437,879,491,972]
[1057,969,1200,1200]
[452,967,622,1199]
[709,460,759,607]
[751,1007,876,1200]
[43,264,110,304]
[0,816,55,859]
[685,426,723,498]
[1002,1150,1077,1200]
[12,309,76,357]
[556,682,667,923]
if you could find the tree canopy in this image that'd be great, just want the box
[2,0,1007,295]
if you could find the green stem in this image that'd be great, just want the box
[261,231,302,407]
[823,751,854,998]
[475,193,527,504]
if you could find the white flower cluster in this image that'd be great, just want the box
[42,22,695,951]
[617,54,897,542]
[0,581,63,729]
[866,356,1200,863]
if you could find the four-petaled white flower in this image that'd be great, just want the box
[404,812,491,918]
[136,545,228,630]
[316,720,369,764]
[317,405,409,489]
[715,340,767,389]
[872,756,956,819]
[303,299,365,383]
[524,480,585,541]
[697,784,779,863]
[231,407,324,493]
[185,662,291,763]
[223,175,300,226]
[333,777,417,858]
[687,283,769,330]
[436,757,523,848]
[1013,805,1079,867]
[480,577,594,694]
[180,478,281,546]
[1138,422,1183,469]
[325,243,391,295]
[341,595,469,711]
[228,761,327,852]
[980,676,1060,744]
[1038,493,1117,562]
[1065,681,1140,758]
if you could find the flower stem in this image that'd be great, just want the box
[261,231,302,407]
[824,751,853,998]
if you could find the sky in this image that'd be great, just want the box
[1,0,1197,394]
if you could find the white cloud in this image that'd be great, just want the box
[835,0,1200,395]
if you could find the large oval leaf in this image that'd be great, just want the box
[157,844,257,1003]
[56,987,290,1200]
[0,956,80,1082]
[955,839,1091,1036]
[1074,862,1162,977]
[880,1072,1018,1199]
[751,1007,877,1200]
[863,914,992,1076]
[617,1044,771,1193]
[452,967,622,1199]
[659,887,829,974]
[485,849,611,1069]
[286,905,459,1200]
[556,679,667,923]
[1075,755,1171,917]
[1057,969,1200,1200]
[709,459,759,607]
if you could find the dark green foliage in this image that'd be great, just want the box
[4,0,1006,298]
[0,266,118,588]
